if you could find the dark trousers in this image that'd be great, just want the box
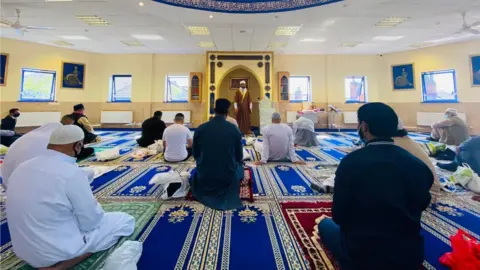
[0,134,21,147]
[318,218,352,269]
[164,148,193,163]
[77,147,95,160]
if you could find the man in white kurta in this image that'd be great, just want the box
[6,125,135,268]
[2,123,61,190]
[254,112,305,165]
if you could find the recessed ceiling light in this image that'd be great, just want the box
[121,40,144,47]
[76,15,110,26]
[275,26,302,36]
[268,42,287,49]
[45,0,73,2]
[300,38,325,42]
[138,1,144,6]
[58,35,90,40]
[409,42,434,48]
[373,36,404,41]
[186,26,210,36]
[131,34,163,40]
[374,17,409,28]
[339,42,361,47]
[197,41,215,48]
[209,15,213,19]
[52,40,74,46]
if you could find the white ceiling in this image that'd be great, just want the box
[1,0,480,54]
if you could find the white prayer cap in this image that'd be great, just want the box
[445,108,457,115]
[49,125,84,145]
[397,118,404,130]
[240,80,246,84]
[272,112,281,120]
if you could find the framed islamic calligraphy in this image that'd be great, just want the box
[0,53,8,86]
[391,63,415,90]
[62,62,85,89]
[470,55,480,87]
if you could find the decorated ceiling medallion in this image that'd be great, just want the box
[153,0,343,14]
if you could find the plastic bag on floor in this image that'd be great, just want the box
[439,229,480,270]
[102,241,143,270]
[95,147,120,161]
[147,140,163,154]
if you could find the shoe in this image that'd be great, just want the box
[427,137,439,142]
[437,161,458,172]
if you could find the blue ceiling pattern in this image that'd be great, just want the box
[153,0,343,13]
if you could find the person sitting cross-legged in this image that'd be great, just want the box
[70,104,101,144]
[137,111,167,147]
[437,136,480,174]
[317,102,433,270]
[6,125,135,269]
[427,108,469,146]
[254,112,305,165]
[163,113,193,162]
[293,115,320,147]
[61,114,95,160]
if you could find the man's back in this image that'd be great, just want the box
[262,123,295,161]
[447,116,469,145]
[142,117,165,138]
[163,124,191,161]
[333,141,433,269]
[1,115,16,131]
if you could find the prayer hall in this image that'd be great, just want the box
[1,0,480,269]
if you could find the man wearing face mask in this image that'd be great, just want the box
[6,125,135,269]
[427,108,469,146]
[1,108,22,147]
[316,103,433,270]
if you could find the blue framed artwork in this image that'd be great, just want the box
[392,63,415,90]
[62,62,85,89]
[470,55,480,87]
[0,53,8,86]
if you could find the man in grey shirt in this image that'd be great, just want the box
[428,108,469,146]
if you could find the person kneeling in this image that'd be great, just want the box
[6,125,135,269]
[163,113,193,162]
[254,112,305,165]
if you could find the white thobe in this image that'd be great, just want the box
[6,150,135,268]
[260,123,298,163]
[2,123,61,190]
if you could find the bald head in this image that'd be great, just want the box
[272,112,281,124]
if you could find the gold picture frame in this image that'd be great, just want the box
[230,77,249,90]
[61,61,86,89]
[0,53,9,86]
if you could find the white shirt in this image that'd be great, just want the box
[226,116,239,128]
[6,150,104,267]
[2,123,61,190]
[163,124,193,162]
[261,123,298,163]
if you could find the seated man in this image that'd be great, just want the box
[1,108,22,147]
[428,108,469,146]
[61,114,95,160]
[437,136,480,174]
[137,111,166,147]
[70,104,101,144]
[317,103,433,270]
[163,113,193,162]
[2,123,62,190]
[6,125,135,269]
[254,112,305,165]
[226,113,239,128]
[191,99,244,210]
[293,115,319,147]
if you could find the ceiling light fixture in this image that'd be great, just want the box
[374,17,409,28]
[268,42,287,49]
[197,41,215,48]
[76,15,110,26]
[58,35,90,40]
[131,34,163,40]
[121,40,144,47]
[45,0,73,2]
[209,15,213,19]
[373,36,404,41]
[339,42,361,47]
[138,1,144,6]
[300,38,325,42]
[52,40,74,46]
[409,42,434,48]
[275,26,302,36]
[186,26,210,35]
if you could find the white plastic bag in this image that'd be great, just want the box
[451,164,480,194]
[95,148,121,161]
[242,148,252,161]
[245,137,255,146]
[147,140,163,154]
[102,240,143,270]
[149,171,190,199]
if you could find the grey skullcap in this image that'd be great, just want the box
[272,112,281,120]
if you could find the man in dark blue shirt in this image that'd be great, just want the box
[317,102,433,270]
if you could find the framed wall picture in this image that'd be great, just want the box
[62,62,85,89]
[470,55,480,87]
[392,63,415,90]
[0,53,9,86]
[230,77,249,90]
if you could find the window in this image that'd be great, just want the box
[20,68,56,102]
[166,75,189,102]
[110,75,132,102]
[345,76,367,103]
[421,70,458,103]
[289,76,310,102]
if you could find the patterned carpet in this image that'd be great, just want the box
[0,130,478,269]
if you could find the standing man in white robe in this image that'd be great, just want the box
[6,125,135,269]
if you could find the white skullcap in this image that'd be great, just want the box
[272,112,281,120]
[240,80,246,84]
[397,118,404,130]
[49,125,84,145]
[445,108,457,115]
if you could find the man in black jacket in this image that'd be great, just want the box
[1,108,21,147]
[317,102,433,270]
[137,111,166,147]
[70,104,100,144]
